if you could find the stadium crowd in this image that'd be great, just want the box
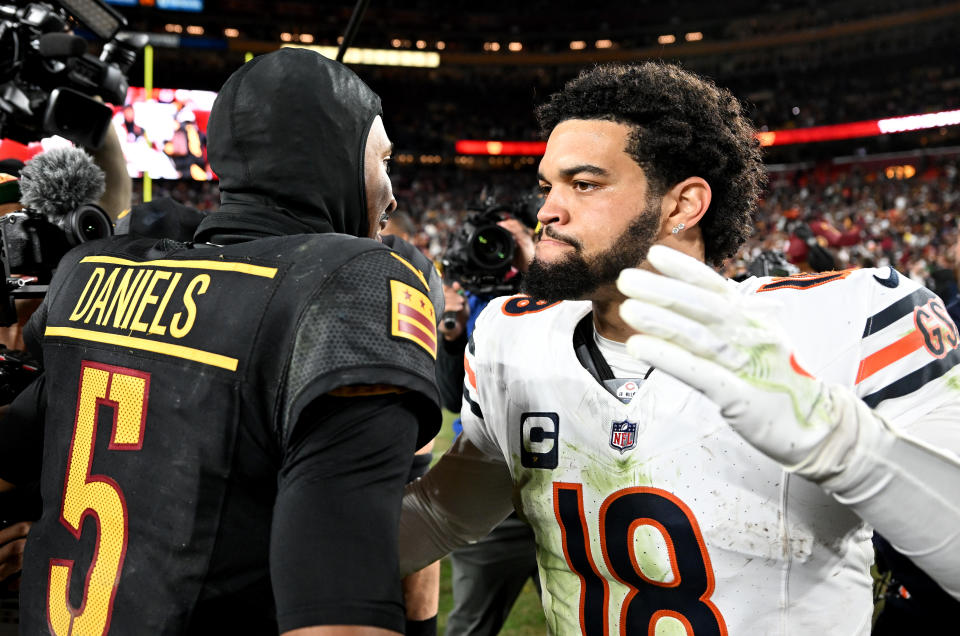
[136,152,960,297]
[2,0,959,629]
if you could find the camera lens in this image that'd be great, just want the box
[469,225,514,271]
[68,206,113,244]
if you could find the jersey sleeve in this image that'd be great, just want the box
[459,297,509,462]
[852,267,960,428]
[271,393,420,633]
[280,247,441,448]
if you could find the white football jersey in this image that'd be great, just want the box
[461,267,960,636]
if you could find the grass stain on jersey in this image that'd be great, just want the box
[511,438,663,633]
[945,366,960,392]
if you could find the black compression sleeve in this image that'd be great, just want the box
[271,393,420,634]
[0,374,45,486]
[435,331,467,412]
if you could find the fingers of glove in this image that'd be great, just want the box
[625,334,750,409]
[617,268,736,324]
[620,299,750,369]
[647,245,729,293]
[0,537,25,580]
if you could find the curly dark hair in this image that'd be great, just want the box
[535,62,766,266]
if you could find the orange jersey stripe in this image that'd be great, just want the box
[463,352,477,391]
[856,328,925,384]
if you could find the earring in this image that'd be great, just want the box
[671,222,685,235]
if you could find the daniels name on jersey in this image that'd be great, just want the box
[460,267,959,636]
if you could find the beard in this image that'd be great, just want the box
[522,203,661,302]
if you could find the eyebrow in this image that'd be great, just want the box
[538,164,610,181]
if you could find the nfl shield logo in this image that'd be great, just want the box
[609,420,637,453]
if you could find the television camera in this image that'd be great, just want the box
[441,191,541,297]
[0,0,146,149]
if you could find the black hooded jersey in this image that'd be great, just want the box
[6,232,441,634]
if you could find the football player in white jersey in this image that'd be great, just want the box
[400,63,960,635]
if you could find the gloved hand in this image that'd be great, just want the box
[617,245,858,478]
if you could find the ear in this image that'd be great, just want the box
[661,177,712,230]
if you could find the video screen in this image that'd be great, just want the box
[114,86,216,181]
[105,0,204,11]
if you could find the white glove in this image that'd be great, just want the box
[617,245,857,478]
[619,246,960,597]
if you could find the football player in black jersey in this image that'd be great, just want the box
[0,48,440,636]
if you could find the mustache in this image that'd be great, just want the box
[541,226,583,251]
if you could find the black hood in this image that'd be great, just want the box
[195,48,382,244]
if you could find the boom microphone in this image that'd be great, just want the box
[19,147,105,218]
[18,146,112,245]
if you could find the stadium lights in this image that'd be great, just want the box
[595,39,613,49]
[458,108,960,154]
[508,41,523,52]
[281,44,441,68]
[224,28,239,38]
[878,110,960,133]
[299,34,314,43]
[391,39,402,48]
[885,165,916,180]
[436,41,446,50]
[416,40,427,49]
[658,34,676,44]
[456,140,547,155]
[685,32,703,41]
[164,24,183,33]
[483,41,501,52]
[280,32,293,42]
[186,25,203,35]
[569,40,587,50]
[759,108,960,146]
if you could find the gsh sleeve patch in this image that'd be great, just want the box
[390,279,437,358]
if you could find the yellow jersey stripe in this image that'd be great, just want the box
[389,252,430,291]
[80,256,278,279]
[44,326,239,372]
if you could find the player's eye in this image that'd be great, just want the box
[572,181,596,192]
[538,184,551,195]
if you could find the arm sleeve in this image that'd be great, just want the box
[399,434,515,576]
[435,332,466,411]
[271,393,420,633]
[800,385,960,600]
[0,374,45,486]
[803,272,960,599]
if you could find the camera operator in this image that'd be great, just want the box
[88,118,132,220]
[435,210,540,636]
[0,167,34,352]
[0,144,119,630]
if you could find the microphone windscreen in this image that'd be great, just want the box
[19,147,105,218]
[37,33,87,58]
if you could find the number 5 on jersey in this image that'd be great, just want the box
[48,362,150,636]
